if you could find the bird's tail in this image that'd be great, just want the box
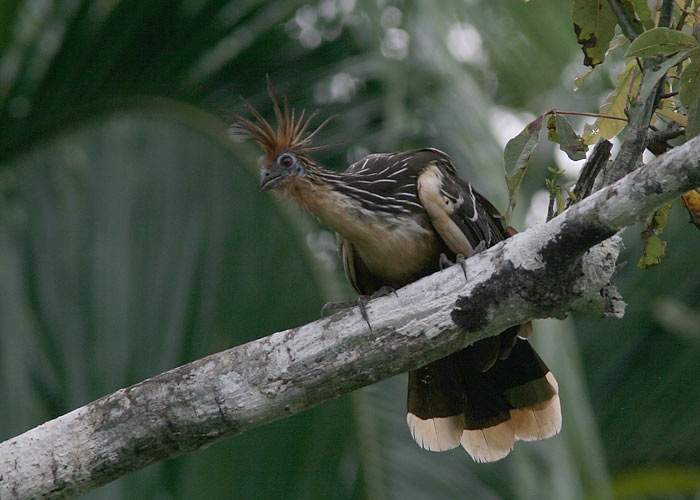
[406,334,561,462]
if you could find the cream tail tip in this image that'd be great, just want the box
[407,413,463,452]
[460,420,516,463]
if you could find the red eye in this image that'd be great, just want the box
[278,154,295,168]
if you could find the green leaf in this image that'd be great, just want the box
[620,0,647,34]
[628,0,655,30]
[573,0,617,67]
[680,57,700,106]
[555,189,566,215]
[625,27,700,58]
[638,49,693,103]
[504,115,544,222]
[547,115,559,142]
[687,99,700,138]
[549,114,588,161]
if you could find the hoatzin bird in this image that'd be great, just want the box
[235,92,561,463]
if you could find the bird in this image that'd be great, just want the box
[234,89,562,463]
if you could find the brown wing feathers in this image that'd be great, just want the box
[410,152,561,462]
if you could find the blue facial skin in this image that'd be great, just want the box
[259,152,305,191]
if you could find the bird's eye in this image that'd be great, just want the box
[278,153,295,168]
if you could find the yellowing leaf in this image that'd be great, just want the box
[638,232,666,268]
[652,203,672,230]
[638,203,671,269]
[574,68,595,89]
[681,188,700,229]
[583,60,638,144]
[655,108,688,126]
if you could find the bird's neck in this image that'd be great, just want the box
[281,173,361,234]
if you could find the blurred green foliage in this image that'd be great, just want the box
[0,1,699,499]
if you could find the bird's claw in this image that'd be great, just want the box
[439,253,468,281]
[439,253,453,271]
[320,286,397,332]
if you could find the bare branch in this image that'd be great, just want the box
[570,139,613,204]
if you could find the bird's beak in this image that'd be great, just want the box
[259,166,284,191]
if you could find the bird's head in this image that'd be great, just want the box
[233,86,329,191]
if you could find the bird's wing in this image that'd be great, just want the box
[337,234,381,296]
[416,151,508,257]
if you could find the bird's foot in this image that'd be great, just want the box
[439,243,487,282]
[320,286,396,332]
[439,253,468,281]
[472,241,487,254]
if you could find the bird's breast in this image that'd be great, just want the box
[288,179,447,288]
[350,217,445,288]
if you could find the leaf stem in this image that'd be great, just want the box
[546,109,628,122]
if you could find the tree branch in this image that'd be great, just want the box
[607,0,640,41]
[570,139,613,204]
[2,135,700,499]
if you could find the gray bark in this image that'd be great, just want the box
[1,134,699,499]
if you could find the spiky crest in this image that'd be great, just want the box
[233,84,330,165]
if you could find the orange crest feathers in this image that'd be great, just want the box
[233,84,330,163]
